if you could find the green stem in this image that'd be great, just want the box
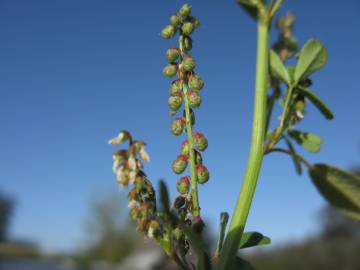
[218,19,270,270]
[179,34,201,218]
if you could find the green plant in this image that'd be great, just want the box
[108,2,360,269]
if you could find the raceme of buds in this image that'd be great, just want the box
[161,25,177,39]
[166,47,180,62]
[168,93,183,111]
[196,164,209,184]
[169,80,183,95]
[188,90,201,108]
[193,132,208,151]
[182,55,196,71]
[172,155,188,174]
[163,63,178,78]
[189,74,204,91]
[171,117,186,136]
[177,176,190,194]
[179,3,191,17]
[181,22,195,36]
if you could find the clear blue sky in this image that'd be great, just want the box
[1,0,360,252]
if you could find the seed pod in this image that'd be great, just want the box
[188,90,201,108]
[169,80,183,95]
[174,195,186,209]
[163,63,178,78]
[182,55,196,71]
[168,93,182,111]
[172,155,188,174]
[171,117,185,136]
[181,140,190,156]
[161,25,176,39]
[179,3,191,17]
[173,227,183,241]
[183,36,192,51]
[166,47,180,62]
[193,132,208,151]
[181,22,194,36]
[177,176,190,194]
[170,15,181,26]
[194,150,203,164]
[189,74,204,91]
[196,164,209,184]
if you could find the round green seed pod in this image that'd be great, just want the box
[188,90,201,108]
[179,3,192,17]
[161,25,176,39]
[181,22,194,36]
[196,164,209,184]
[163,63,178,78]
[177,176,190,194]
[168,93,182,111]
[169,80,183,95]
[183,36,192,51]
[170,15,181,26]
[182,55,196,71]
[172,155,188,174]
[166,47,180,62]
[180,140,190,156]
[193,132,208,151]
[189,74,204,91]
[171,117,185,136]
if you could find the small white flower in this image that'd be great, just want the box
[139,146,150,162]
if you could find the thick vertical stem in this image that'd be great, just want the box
[218,20,270,270]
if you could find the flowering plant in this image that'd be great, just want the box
[108,2,360,269]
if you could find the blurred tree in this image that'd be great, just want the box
[0,190,14,242]
[75,192,141,268]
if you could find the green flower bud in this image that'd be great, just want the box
[171,117,185,136]
[181,140,190,156]
[177,176,190,194]
[169,79,183,95]
[194,150,203,164]
[161,24,177,39]
[189,74,204,91]
[183,36,192,51]
[196,164,209,184]
[170,15,181,26]
[188,90,201,108]
[166,47,180,62]
[181,22,194,36]
[182,55,196,71]
[179,3,192,17]
[173,227,183,241]
[172,155,188,174]
[193,132,208,151]
[174,195,186,209]
[163,63,178,78]
[168,93,182,111]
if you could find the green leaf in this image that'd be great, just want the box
[297,86,334,120]
[284,136,302,175]
[269,49,291,84]
[239,231,271,249]
[215,212,229,256]
[159,180,170,213]
[237,0,258,20]
[309,164,360,221]
[230,256,256,270]
[294,39,328,83]
[288,130,322,153]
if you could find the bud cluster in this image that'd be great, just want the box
[109,131,163,239]
[161,3,209,236]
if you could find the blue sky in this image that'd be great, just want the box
[1,0,360,252]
